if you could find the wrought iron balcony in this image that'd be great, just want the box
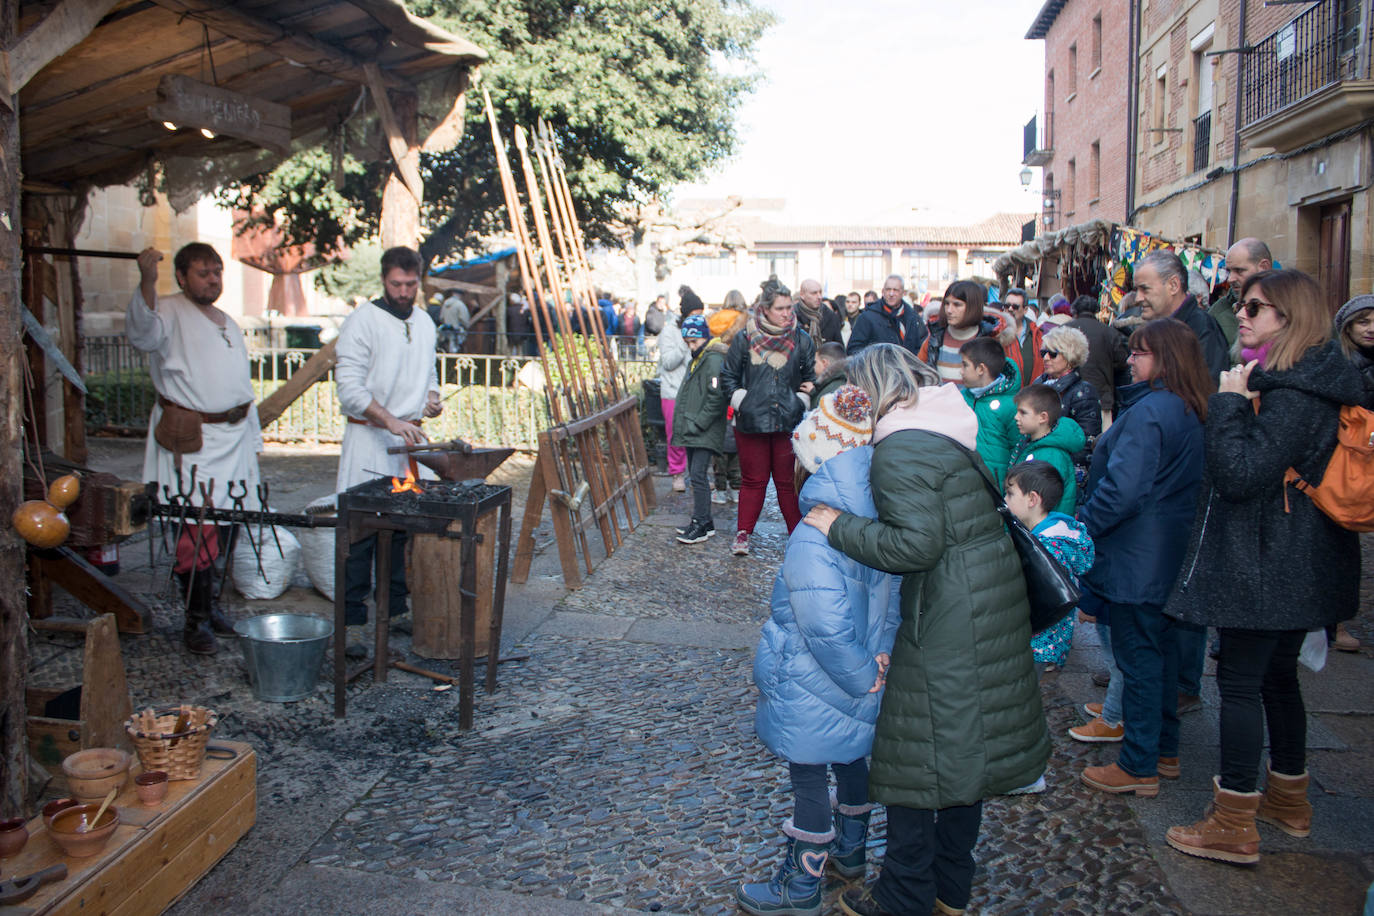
[1023,113,1053,166]
[1240,0,1369,150]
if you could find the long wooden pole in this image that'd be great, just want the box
[482,90,565,425]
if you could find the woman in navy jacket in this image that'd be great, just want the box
[1077,318,1210,799]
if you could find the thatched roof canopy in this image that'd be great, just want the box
[18,0,485,198]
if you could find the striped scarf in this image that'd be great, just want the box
[747,305,797,369]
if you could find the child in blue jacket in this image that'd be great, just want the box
[737,385,902,916]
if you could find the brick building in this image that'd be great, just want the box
[1030,0,1374,313]
[1024,0,1133,227]
[1130,0,1372,311]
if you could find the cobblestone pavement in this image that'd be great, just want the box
[37,442,1374,914]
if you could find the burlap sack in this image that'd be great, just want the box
[154,402,202,455]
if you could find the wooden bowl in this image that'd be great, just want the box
[48,805,119,858]
[62,748,131,804]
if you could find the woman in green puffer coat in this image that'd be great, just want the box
[803,343,1049,916]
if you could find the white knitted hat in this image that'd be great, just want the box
[792,385,874,474]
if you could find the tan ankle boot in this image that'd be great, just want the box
[1165,776,1261,864]
[1257,765,1312,838]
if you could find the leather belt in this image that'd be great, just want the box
[347,417,422,429]
[158,395,251,425]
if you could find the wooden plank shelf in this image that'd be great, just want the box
[1,741,256,915]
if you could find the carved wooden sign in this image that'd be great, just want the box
[147,74,291,153]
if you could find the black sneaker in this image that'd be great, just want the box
[676,519,715,544]
[839,885,895,916]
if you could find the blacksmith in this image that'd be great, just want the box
[335,246,442,626]
[127,243,262,655]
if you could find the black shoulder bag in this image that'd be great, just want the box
[922,432,1082,635]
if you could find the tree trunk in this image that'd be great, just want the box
[379,91,421,251]
[1,0,30,818]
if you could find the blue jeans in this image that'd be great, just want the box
[1176,621,1207,697]
[1108,602,1180,776]
[788,758,868,834]
[1096,621,1124,725]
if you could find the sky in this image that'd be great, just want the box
[671,0,1049,226]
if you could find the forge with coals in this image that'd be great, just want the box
[333,471,513,729]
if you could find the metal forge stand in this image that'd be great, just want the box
[333,478,513,726]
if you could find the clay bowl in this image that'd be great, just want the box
[41,798,79,827]
[0,817,28,858]
[62,748,131,804]
[48,805,119,858]
[134,771,168,807]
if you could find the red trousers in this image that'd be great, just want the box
[734,429,801,534]
[174,525,219,574]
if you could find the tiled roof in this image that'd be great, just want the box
[746,213,1036,247]
[1025,0,1070,39]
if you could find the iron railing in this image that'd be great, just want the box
[82,336,658,450]
[1023,113,1053,164]
[1242,0,1361,126]
[1193,110,1212,171]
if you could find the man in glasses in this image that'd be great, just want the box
[128,243,263,654]
[1211,238,1273,349]
[1132,250,1229,379]
[846,274,928,357]
[335,246,443,628]
[1000,287,1043,391]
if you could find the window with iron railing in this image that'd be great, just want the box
[1242,0,1362,125]
[1193,111,1212,171]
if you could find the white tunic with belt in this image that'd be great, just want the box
[334,301,440,493]
[126,289,263,509]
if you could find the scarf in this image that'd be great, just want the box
[1241,338,1276,367]
[882,302,907,341]
[796,299,823,342]
[747,304,797,369]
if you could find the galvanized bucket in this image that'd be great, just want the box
[233,614,333,702]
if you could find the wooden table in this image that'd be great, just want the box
[0,740,255,915]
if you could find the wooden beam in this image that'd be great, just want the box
[29,547,152,634]
[423,275,498,296]
[146,74,292,154]
[363,62,423,204]
[255,338,336,428]
[4,0,121,97]
[147,0,408,90]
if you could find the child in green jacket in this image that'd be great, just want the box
[672,315,729,543]
[958,336,1021,487]
[1009,383,1087,514]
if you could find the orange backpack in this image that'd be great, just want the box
[1283,404,1374,532]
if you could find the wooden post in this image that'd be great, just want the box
[1,0,29,819]
[377,85,421,251]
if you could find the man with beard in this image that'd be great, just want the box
[127,243,263,654]
[335,246,442,627]
[846,274,928,357]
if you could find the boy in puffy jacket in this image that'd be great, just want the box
[1009,383,1087,513]
[737,386,902,916]
[959,336,1021,487]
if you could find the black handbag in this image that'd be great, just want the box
[924,433,1082,635]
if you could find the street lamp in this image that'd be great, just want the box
[1019,166,1033,187]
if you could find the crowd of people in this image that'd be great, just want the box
[643,240,1373,916]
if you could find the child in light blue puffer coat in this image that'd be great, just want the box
[736,385,902,916]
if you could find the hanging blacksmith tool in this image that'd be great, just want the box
[184,478,215,603]
[258,480,285,558]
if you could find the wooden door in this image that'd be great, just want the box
[1319,199,1351,316]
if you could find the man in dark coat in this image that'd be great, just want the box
[1066,294,1128,417]
[1209,237,1272,348]
[1134,251,1229,379]
[795,278,844,344]
[846,274,928,357]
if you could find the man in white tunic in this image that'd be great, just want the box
[127,243,262,654]
[335,246,442,625]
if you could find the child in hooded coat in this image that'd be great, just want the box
[736,385,902,916]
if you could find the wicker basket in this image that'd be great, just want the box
[124,705,218,780]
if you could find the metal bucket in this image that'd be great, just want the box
[233,614,333,702]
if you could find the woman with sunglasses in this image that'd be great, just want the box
[1077,318,1210,800]
[1163,269,1364,864]
[1032,325,1103,441]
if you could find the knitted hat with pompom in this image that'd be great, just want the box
[791,384,874,474]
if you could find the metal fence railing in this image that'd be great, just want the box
[1242,0,1362,126]
[1192,111,1212,172]
[83,335,659,451]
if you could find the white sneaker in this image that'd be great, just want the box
[1005,774,1047,795]
[672,474,686,492]
[711,489,728,505]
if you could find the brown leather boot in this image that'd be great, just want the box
[1166,776,1261,864]
[1257,765,1312,838]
